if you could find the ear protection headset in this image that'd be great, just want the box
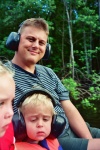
[6,20,51,60]
[12,88,66,142]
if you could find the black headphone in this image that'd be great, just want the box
[6,20,51,60]
[12,88,66,142]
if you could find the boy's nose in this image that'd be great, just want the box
[5,106,14,119]
[37,120,43,127]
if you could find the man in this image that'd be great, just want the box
[0,61,15,150]
[6,18,100,150]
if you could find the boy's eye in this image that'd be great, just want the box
[0,101,4,106]
[30,118,36,122]
[43,118,49,121]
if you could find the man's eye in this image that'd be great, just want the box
[39,41,45,46]
[27,37,34,42]
[28,38,34,42]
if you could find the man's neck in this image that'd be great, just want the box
[12,57,35,74]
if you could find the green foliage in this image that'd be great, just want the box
[62,71,100,111]
[0,0,56,40]
[80,72,100,110]
[2,0,56,24]
[0,37,14,60]
[62,78,80,100]
[87,72,100,101]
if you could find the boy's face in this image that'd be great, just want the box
[0,74,15,137]
[17,26,48,66]
[24,104,53,143]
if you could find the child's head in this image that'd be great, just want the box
[20,93,55,143]
[0,61,15,137]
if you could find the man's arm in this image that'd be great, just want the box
[61,100,93,139]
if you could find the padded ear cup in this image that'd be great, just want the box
[12,110,27,142]
[51,114,66,137]
[6,32,51,60]
[42,43,51,60]
[6,32,20,51]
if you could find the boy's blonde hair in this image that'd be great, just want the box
[19,18,49,35]
[0,61,14,77]
[20,93,56,116]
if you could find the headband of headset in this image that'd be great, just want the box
[17,88,56,108]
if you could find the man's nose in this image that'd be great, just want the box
[32,40,39,48]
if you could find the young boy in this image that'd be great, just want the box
[0,61,15,150]
[15,89,63,150]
